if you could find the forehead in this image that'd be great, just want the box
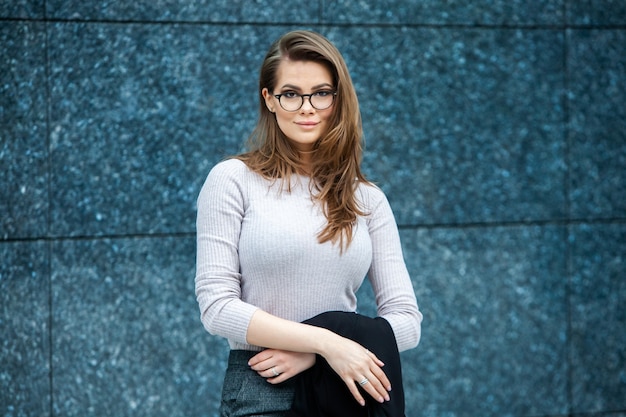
[275,59,333,88]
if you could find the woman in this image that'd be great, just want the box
[195,30,422,416]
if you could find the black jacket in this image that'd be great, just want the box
[289,311,406,417]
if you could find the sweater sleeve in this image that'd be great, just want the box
[195,159,259,344]
[366,187,422,352]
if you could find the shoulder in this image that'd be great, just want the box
[356,181,388,210]
[205,158,262,187]
[199,158,255,201]
[208,158,250,179]
[356,181,399,225]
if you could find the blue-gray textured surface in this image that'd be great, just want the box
[1,1,625,417]
[1,22,48,239]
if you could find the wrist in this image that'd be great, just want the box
[312,326,341,358]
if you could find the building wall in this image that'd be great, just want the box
[1,1,625,416]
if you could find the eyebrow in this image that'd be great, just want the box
[279,83,334,91]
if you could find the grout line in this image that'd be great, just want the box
[3,219,626,244]
[46,240,54,417]
[42,1,55,414]
[0,232,197,244]
[563,7,575,414]
[396,217,626,230]
[2,15,626,30]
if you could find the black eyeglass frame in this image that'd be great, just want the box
[273,91,337,112]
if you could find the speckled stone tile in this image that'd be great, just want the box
[567,0,626,25]
[570,224,626,414]
[324,27,566,226]
[0,22,48,239]
[396,225,569,416]
[323,0,564,25]
[0,0,44,18]
[48,24,294,237]
[46,0,319,22]
[568,29,626,220]
[0,241,50,417]
[51,236,225,417]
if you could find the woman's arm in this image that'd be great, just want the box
[248,349,316,384]
[247,309,391,406]
[366,187,422,352]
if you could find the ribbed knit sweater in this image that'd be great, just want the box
[195,158,422,352]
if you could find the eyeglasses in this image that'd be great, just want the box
[273,91,337,112]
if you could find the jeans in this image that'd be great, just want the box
[220,350,296,417]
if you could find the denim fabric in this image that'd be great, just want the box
[220,350,296,417]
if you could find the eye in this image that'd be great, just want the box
[314,90,334,97]
[282,91,299,99]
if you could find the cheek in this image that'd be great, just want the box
[322,105,335,120]
[274,113,293,131]
[319,110,333,126]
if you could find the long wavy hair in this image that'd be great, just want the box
[237,30,368,251]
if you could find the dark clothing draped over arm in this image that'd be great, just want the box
[289,311,406,417]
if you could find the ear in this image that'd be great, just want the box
[262,88,275,112]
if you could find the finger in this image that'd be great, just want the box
[370,364,392,392]
[265,370,288,384]
[359,375,389,403]
[365,349,385,367]
[256,365,280,378]
[249,360,272,372]
[266,374,287,384]
[249,355,279,372]
[344,379,366,406]
[248,350,273,367]
[269,366,281,378]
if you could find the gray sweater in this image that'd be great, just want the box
[195,158,422,352]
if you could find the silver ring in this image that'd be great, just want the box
[272,367,280,377]
[359,378,369,386]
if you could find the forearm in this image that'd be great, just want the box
[247,309,392,406]
[246,309,339,356]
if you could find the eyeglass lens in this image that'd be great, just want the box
[278,92,334,111]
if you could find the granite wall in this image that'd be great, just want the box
[1,1,625,416]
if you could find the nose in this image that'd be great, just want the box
[300,95,315,112]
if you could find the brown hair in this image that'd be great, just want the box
[237,30,368,251]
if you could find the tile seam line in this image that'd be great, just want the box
[397,217,626,230]
[563,5,574,415]
[42,1,55,414]
[0,232,197,244]
[2,218,625,243]
[3,16,626,30]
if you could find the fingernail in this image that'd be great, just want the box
[359,400,365,406]
[385,394,390,401]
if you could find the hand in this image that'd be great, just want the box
[248,349,316,384]
[322,336,391,407]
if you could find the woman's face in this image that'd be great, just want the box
[262,59,335,153]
